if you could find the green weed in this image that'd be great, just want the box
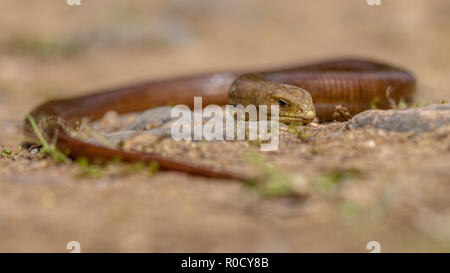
[315,168,364,194]
[1,145,12,158]
[244,152,300,197]
[26,114,67,163]
[76,157,104,179]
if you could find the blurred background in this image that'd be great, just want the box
[0,0,449,252]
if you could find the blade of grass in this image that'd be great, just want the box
[26,114,67,163]
[26,114,50,149]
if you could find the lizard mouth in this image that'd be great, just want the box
[279,111,315,124]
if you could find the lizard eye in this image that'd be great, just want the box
[278,99,288,107]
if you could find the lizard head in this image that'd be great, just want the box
[268,84,316,125]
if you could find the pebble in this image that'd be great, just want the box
[87,128,170,146]
[28,146,41,156]
[347,104,450,134]
[124,107,174,131]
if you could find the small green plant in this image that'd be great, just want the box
[118,140,125,149]
[310,146,326,155]
[337,200,365,217]
[442,99,448,104]
[112,156,123,164]
[1,145,12,157]
[397,98,408,109]
[244,152,300,197]
[4,35,84,58]
[315,168,364,194]
[76,157,104,179]
[120,162,147,175]
[338,201,361,215]
[370,98,378,109]
[112,157,159,176]
[26,114,67,163]
[248,140,262,148]
[75,157,159,179]
[149,161,159,175]
[288,123,310,139]
[117,160,159,176]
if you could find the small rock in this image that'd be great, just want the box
[95,111,120,130]
[163,115,283,141]
[28,146,41,156]
[123,134,159,151]
[347,104,450,134]
[124,107,174,131]
[86,128,170,146]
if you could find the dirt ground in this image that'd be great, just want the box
[0,0,449,252]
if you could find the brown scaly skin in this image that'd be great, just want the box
[24,58,416,180]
